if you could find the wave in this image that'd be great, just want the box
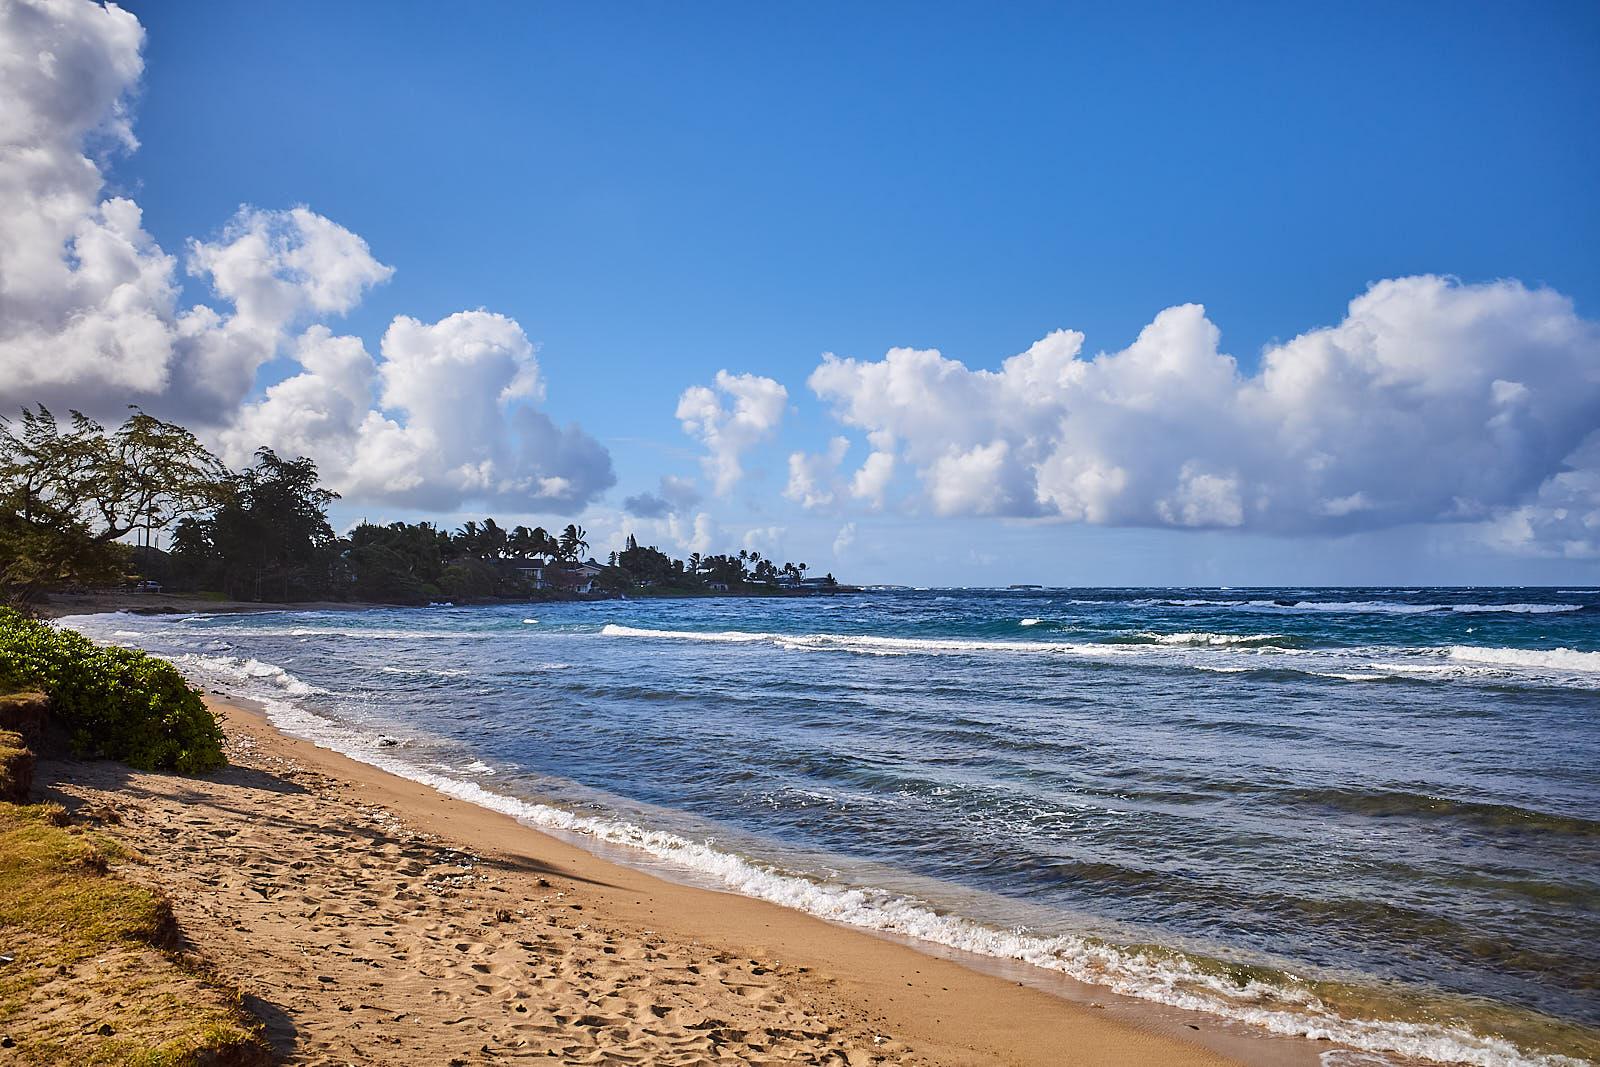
[1019,618,1044,627]
[1288,786,1600,838]
[1150,599,1583,615]
[1139,631,1289,647]
[600,624,772,643]
[601,624,1137,660]
[600,625,1600,689]
[1449,646,1600,673]
[378,664,470,679]
[172,653,326,697]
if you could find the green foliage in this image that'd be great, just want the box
[439,556,499,601]
[345,520,452,604]
[168,448,342,602]
[0,406,228,604]
[0,610,223,774]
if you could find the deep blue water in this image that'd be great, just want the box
[71,588,1600,1064]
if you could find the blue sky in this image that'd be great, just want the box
[11,0,1600,583]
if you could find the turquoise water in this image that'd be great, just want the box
[71,588,1600,1065]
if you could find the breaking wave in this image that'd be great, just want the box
[1448,646,1600,673]
[1149,599,1584,616]
[599,625,1600,689]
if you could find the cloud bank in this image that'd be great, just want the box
[801,277,1599,551]
[0,0,613,511]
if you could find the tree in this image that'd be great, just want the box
[531,526,556,558]
[0,406,228,542]
[479,517,508,559]
[0,406,228,603]
[204,449,341,602]
[454,520,482,556]
[343,521,452,604]
[558,524,589,561]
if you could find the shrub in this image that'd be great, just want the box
[0,609,224,773]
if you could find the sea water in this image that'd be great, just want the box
[67,588,1600,1065]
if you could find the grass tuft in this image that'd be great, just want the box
[0,801,268,1065]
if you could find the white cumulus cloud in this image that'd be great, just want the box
[676,370,787,494]
[807,277,1600,545]
[832,521,857,557]
[785,436,850,509]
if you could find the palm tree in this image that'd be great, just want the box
[530,526,555,559]
[509,525,535,559]
[687,552,703,574]
[480,517,508,559]
[454,520,481,556]
[558,524,589,562]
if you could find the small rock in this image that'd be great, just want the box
[1,1036,14,1048]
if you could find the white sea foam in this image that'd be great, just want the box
[1142,631,1288,646]
[599,624,1600,691]
[602,624,1125,659]
[1448,646,1600,673]
[175,653,326,697]
[522,618,539,625]
[600,624,772,643]
[378,665,470,679]
[1150,599,1582,615]
[1446,603,1583,614]
[179,622,478,641]
[1019,618,1044,626]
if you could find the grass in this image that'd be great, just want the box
[0,801,268,1065]
[0,728,28,802]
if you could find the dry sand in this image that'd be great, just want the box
[35,699,1325,1066]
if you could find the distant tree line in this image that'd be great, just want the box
[0,406,838,606]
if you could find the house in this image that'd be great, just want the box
[512,560,550,590]
[549,558,605,594]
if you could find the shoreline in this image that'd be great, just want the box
[204,695,1316,1065]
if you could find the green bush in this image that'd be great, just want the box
[0,609,224,773]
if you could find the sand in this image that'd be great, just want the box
[32,698,1325,1066]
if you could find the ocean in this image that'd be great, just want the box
[67,588,1600,1066]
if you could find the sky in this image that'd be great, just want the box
[2,0,1599,584]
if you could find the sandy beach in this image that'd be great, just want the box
[30,695,1324,1066]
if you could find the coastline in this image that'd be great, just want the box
[37,687,1320,1065]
